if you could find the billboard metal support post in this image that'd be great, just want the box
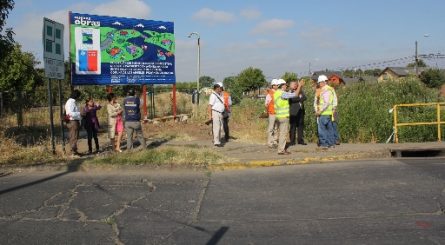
[142,85,147,119]
[47,79,56,154]
[58,79,65,154]
[172,84,177,120]
[152,85,156,119]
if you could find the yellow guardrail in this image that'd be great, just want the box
[393,102,445,143]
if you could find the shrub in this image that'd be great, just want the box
[320,77,441,143]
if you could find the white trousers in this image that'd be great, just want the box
[212,111,224,145]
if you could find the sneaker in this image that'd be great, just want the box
[214,144,223,147]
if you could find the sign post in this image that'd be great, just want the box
[43,17,65,154]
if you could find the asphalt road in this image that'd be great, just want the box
[1,158,444,244]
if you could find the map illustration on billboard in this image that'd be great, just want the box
[69,12,175,85]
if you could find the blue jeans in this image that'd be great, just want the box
[318,115,335,147]
[332,121,339,143]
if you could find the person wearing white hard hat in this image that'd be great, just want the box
[265,79,279,147]
[274,78,305,155]
[314,75,336,149]
[208,82,225,147]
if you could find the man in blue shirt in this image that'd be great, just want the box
[124,89,146,150]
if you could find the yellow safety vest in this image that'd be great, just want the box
[319,86,334,116]
[273,90,289,119]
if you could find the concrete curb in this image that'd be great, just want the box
[209,151,391,170]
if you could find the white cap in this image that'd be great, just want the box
[277,79,287,85]
[270,79,278,86]
[317,75,328,83]
[215,82,224,87]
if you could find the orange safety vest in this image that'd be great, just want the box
[223,91,231,112]
[267,90,275,115]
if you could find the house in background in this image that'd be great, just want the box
[377,67,427,82]
[311,70,346,87]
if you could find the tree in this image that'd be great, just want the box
[222,76,242,104]
[0,0,15,61]
[281,72,298,82]
[364,68,382,77]
[199,75,215,88]
[0,43,42,126]
[0,44,42,92]
[237,67,267,93]
[407,59,427,68]
[419,69,445,88]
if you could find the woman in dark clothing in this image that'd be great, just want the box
[82,98,102,154]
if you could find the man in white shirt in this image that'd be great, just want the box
[207,83,225,147]
[64,90,81,156]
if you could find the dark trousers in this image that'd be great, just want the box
[86,125,99,152]
[289,110,305,144]
[223,117,229,141]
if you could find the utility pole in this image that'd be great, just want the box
[415,41,419,75]
[308,62,311,76]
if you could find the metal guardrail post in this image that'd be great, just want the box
[393,105,399,143]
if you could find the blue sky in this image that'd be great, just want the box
[6,0,445,82]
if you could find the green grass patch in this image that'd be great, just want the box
[83,147,223,167]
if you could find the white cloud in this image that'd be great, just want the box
[192,8,235,25]
[251,19,295,35]
[299,26,343,49]
[92,0,151,19]
[240,8,261,20]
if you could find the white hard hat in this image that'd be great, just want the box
[317,75,328,83]
[215,82,224,87]
[270,79,278,86]
[277,79,287,85]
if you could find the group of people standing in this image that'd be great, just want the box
[265,75,340,154]
[64,89,146,157]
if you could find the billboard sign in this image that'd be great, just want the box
[69,12,175,85]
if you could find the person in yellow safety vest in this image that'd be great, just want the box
[219,82,232,142]
[274,78,305,155]
[314,75,336,149]
[265,79,279,148]
[326,85,340,145]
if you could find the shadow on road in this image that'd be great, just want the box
[206,226,229,245]
[0,160,83,196]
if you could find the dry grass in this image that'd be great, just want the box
[0,94,265,166]
[83,146,223,167]
[0,128,65,166]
